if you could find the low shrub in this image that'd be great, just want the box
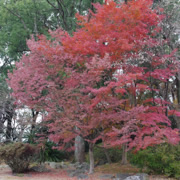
[0,142,38,173]
[130,143,180,178]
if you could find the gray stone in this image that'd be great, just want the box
[55,163,62,169]
[81,162,89,170]
[49,162,57,169]
[74,162,81,168]
[44,161,50,165]
[68,162,90,178]
[68,163,76,168]
[116,173,131,179]
[49,162,66,169]
[77,173,89,179]
[58,162,68,169]
[74,162,89,173]
[135,173,148,180]
[115,173,148,180]
[125,176,141,180]
[75,162,89,169]
[30,165,50,172]
[69,169,86,177]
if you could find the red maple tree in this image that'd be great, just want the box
[8,0,180,173]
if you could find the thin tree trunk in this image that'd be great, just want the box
[5,100,13,143]
[89,142,94,174]
[6,118,12,142]
[30,109,39,143]
[104,148,112,164]
[175,74,180,129]
[121,143,128,165]
[177,74,180,105]
[31,109,39,133]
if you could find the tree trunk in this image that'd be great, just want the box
[5,100,14,143]
[29,109,39,143]
[31,110,38,131]
[121,143,128,165]
[175,74,180,129]
[89,142,94,174]
[0,121,4,133]
[75,135,85,163]
[31,109,39,132]
[174,115,180,129]
[6,118,12,142]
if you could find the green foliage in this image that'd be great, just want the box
[0,0,104,62]
[38,141,69,163]
[0,142,38,173]
[130,144,180,178]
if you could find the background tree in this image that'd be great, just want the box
[0,0,104,65]
[0,78,14,142]
[152,0,180,129]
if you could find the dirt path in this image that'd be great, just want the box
[0,164,176,180]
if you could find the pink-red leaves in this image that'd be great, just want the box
[8,0,180,152]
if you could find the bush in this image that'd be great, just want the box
[130,143,180,178]
[0,142,38,173]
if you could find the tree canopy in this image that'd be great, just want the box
[8,0,180,173]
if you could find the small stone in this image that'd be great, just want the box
[77,173,89,179]
[44,161,50,165]
[116,173,131,179]
[49,162,56,169]
[135,173,148,180]
[49,162,64,169]
[30,165,50,172]
[74,162,81,168]
[125,176,141,180]
[116,173,148,180]
[55,163,62,169]
[68,163,75,168]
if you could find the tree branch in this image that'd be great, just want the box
[1,5,31,33]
